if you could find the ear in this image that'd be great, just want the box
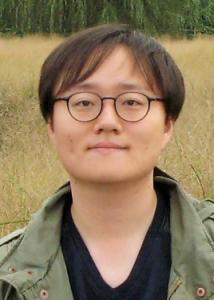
[47,119,57,147]
[161,117,175,151]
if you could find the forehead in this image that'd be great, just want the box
[64,46,154,95]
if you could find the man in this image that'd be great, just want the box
[0,24,213,300]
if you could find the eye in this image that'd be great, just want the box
[123,99,142,106]
[72,99,94,107]
[77,100,92,106]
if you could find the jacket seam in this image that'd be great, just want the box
[167,268,183,300]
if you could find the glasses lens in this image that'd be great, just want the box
[68,93,101,121]
[116,93,149,121]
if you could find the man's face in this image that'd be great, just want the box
[48,46,174,184]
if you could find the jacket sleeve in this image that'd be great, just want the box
[197,199,214,248]
[0,229,25,268]
[0,230,25,300]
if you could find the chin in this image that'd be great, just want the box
[64,161,154,185]
[69,168,133,185]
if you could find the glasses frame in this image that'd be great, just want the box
[53,91,164,122]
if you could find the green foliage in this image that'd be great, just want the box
[178,0,214,36]
[0,0,213,36]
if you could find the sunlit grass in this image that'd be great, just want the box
[0,35,213,236]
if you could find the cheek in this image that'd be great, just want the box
[52,121,76,157]
[130,122,166,159]
[53,122,91,166]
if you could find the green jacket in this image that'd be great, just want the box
[0,171,214,300]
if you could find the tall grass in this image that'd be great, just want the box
[0,35,213,237]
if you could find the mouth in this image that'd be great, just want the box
[88,142,129,153]
[88,142,128,150]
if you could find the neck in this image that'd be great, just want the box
[70,172,157,242]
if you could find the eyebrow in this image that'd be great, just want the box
[71,81,152,94]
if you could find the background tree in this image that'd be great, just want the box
[0,0,213,36]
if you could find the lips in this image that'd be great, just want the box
[88,142,128,150]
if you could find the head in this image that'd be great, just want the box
[39,24,185,185]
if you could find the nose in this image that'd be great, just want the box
[93,99,123,134]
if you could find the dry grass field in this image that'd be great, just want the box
[0,35,213,237]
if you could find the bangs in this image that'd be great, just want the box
[55,43,118,96]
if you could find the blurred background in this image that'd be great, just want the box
[0,0,213,37]
[0,0,213,236]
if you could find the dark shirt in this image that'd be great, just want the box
[61,185,171,300]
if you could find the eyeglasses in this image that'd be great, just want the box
[53,92,164,122]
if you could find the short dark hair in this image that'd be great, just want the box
[39,24,185,122]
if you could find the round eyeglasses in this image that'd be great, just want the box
[53,92,164,122]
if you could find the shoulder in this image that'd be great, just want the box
[154,168,214,242]
[192,198,214,219]
[0,228,25,263]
